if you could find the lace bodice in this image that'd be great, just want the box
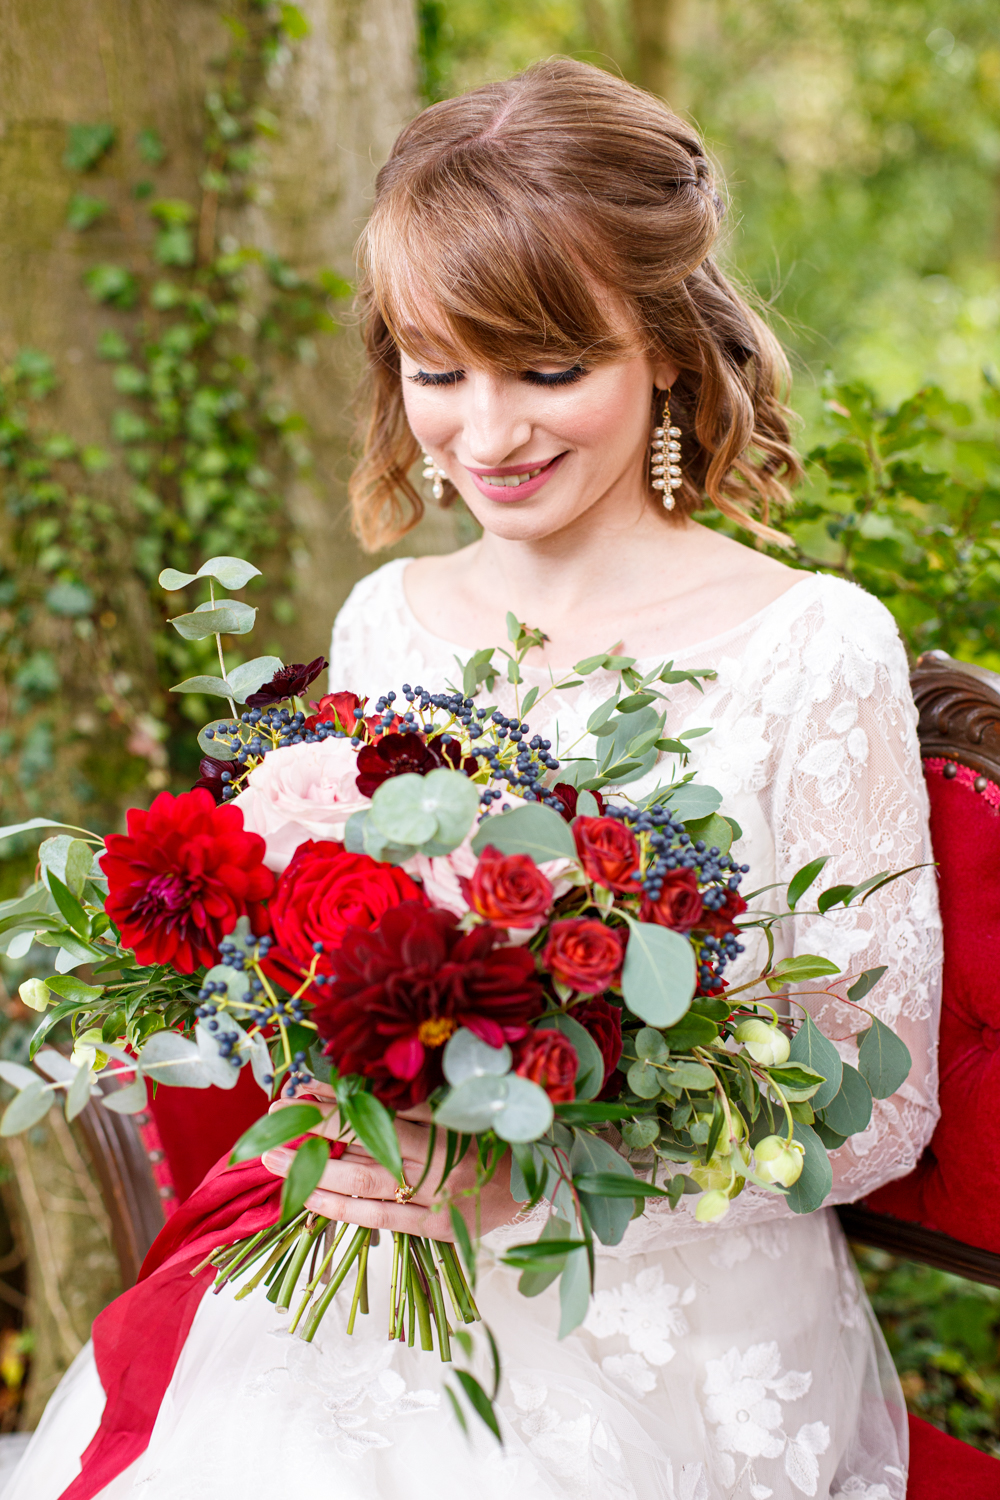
[330,558,942,1251]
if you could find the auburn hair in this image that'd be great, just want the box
[349,58,800,552]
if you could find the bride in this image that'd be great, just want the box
[8,58,940,1500]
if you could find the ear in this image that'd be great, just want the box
[652,358,679,391]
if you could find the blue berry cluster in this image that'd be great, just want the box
[205,708,351,800]
[606,802,749,993]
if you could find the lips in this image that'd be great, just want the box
[466,452,567,502]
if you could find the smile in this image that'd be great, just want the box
[466,452,567,501]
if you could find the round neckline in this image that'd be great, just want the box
[394,557,822,674]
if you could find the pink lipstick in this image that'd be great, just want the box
[466,452,567,502]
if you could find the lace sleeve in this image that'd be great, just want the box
[771,603,942,1208]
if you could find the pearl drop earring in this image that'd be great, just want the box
[421,450,446,502]
[650,393,682,511]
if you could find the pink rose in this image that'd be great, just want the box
[233,739,371,873]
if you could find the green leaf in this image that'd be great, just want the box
[517,1214,572,1296]
[280,1134,330,1221]
[586,694,620,732]
[0,818,98,843]
[449,1205,477,1286]
[558,1245,592,1339]
[616,691,657,712]
[472,802,576,863]
[539,1013,604,1101]
[39,836,95,898]
[169,602,257,639]
[225,656,285,702]
[137,1031,210,1088]
[66,1064,95,1122]
[667,782,723,821]
[665,1060,716,1090]
[197,719,239,759]
[502,1238,590,1270]
[0,1081,53,1135]
[229,1103,323,1163]
[0,1061,41,1091]
[765,953,840,992]
[45,872,90,939]
[572,1172,670,1198]
[452,1370,502,1443]
[635,1026,669,1062]
[369,769,479,854]
[767,1064,826,1101]
[783,1119,833,1214]
[620,916,696,1027]
[788,1013,842,1110]
[818,1064,873,1137]
[857,1017,911,1098]
[442,1028,511,1086]
[170,675,234,698]
[817,884,854,913]
[494,1077,555,1143]
[661,1012,719,1051]
[340,1090,403,1178]
[627,1058,663,1098]
[681,813,733,854]
[787,856,831,910]
[847,966,888,1004]
[571,1132,637,1244]
[196,556,262,590]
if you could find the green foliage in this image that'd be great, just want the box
[63,122,116,174]
[761,378,1000,670]
[855,1247,1000,1457]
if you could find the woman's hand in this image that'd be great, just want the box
[261,1083,524,1241]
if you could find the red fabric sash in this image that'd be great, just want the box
[59,1152,282,1500]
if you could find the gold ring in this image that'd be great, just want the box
[394,1176,415,1204]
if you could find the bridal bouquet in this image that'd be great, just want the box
[0,554,913,1435]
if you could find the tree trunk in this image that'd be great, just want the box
[628,0,689,110]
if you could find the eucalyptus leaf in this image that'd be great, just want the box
[101,1077,149,1114]
[33,1049,77,1084]
[538,1013,604,1100]
[246,1032,273,1093]
[620,917,696,1027]
[202,963,250,1004]
[370,769,479,854]
[197,719,239,759]
[0,1061,42,1090]
[681,813,733,854]
[169,601,257,640]
[558,1245,592,1338]
[0,1081,53,1135]
[635,1027,669,1063]
[818,1064,873,1137]
[666,1060,716,1091]
[570,1132,636,1245]
[857,1017,911,1098]
[788,1013,842,1110]
[493,1076,554,1143]
[667,782,723,821]
[847,966,888,1004]
[195,555,262,590]
[66,1064,96,1121]
[472,802,576,863]
[195,1021,242,1089]
[39,836,94,899]
[0,818,98,843]
[170,675,234,698]
[442,1028,512,1086]
[627,1059,663,1098]
[226,656,284,702]
[137,1030,211,1088]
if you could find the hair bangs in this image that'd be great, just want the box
[364,187,632,373]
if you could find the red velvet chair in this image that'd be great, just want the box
[79,649,1000,1491]
[838,650,1000,1496]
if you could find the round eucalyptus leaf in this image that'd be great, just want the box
[621,1117,660,1149]
[493,1076,554,1143]
[434,1074,508,1133]
[225,655,285,703]
[418,769,481,850]
[138,1031,211,1088]
[197,720,240,760]
[0,1081,53,1135]
[368,774,439,845]
[195,556,262,590]
[443,1028,512,1086]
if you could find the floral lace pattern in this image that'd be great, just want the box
[703,1341,830,1497]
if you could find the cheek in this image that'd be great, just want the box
[401,386,452,448]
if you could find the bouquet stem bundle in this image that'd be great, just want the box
[201,1217,479,1358]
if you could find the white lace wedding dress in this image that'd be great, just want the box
[8,562,941,1500]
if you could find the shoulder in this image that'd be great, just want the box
[786,575,908,678]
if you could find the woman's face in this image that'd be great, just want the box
[399,322,676,543]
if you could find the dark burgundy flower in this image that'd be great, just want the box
[192,755,231,804]
[312,902,544,1108]
[261,840,424,994]
[573,816,643,893]
[571,994,623,1089]
[513,1029,577,1103]
[101,789,274,974]
[641,870,704,931]
[548,783,606,822]
[458,844,554,929]
[245,656,328,709]
[355,732,475,797]
[697,889,748,940]
[542,918,626,992]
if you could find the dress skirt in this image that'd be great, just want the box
[5,1208,906,1500]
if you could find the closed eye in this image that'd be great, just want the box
[522,365,588,387]
[408,369,465,387]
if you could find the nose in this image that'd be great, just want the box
[461,372,533,467]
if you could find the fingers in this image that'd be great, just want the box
[301,1186,454,1240]
[263,1146,404,1202]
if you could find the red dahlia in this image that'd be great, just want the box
[354,732,476,798]
[101,789,274,974]
[261,841,424,992]
[312,902,544,1109]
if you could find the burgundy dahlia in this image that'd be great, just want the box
[354,732,475,798]
[571,994,624,1092]
[245,655,328,709]
[100,788,274,974]
[192,755,232,804]
[312,902,544,1108]
[548,783,606,822]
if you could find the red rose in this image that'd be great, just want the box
[571,994,623,1088]
[459,844,554,929]
[304,691,367,735]
[697,889,748,939]
[101,789,274,974]
[513,1029,578,1103]
[313,902,544,1108]
[548,784,606,822]
[641,870,704,931]
[573,816,642,893]
[542,918,626,993]
[261,841,424,992]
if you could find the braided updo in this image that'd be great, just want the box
[351,58,800,550]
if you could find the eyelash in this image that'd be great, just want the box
[408,364,588,388]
